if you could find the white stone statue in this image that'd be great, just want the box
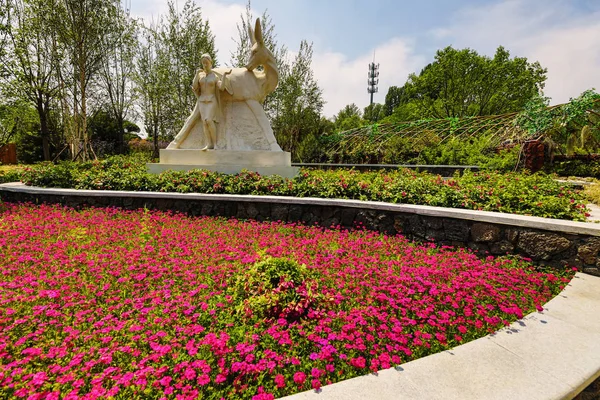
[169,54,232,150]
[150,18,298,179]
[166,18,281,152]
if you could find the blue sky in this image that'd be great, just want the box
[130,0,600,117]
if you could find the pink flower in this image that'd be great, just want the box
[274,374,285,389]
[31,371,47,386]
[159,375,172,386]
[184,367,196,380]
[197,374,210,386]
[293,371,306,385]
[311,378,322,390]
[350,357,366,369]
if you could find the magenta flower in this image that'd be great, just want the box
[293,371,307,385]
[0,204,572,399]
[274,374,285,388]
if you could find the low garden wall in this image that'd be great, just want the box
[1,182,599,276]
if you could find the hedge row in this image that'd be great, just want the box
[1,155,586,221]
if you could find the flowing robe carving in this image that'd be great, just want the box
[169,18,282,152]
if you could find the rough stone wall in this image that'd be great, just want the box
[1,190,598,276]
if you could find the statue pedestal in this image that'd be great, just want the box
[147,149,300,179]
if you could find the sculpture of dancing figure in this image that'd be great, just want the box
[168,54,232,150]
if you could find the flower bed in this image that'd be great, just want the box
[0,203,574,399]
[14,155,589,221]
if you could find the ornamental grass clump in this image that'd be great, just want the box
[231,257,326,323]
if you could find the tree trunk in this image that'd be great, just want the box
[36,96,51,161]
[80,58,91,161]
[153,126,159,159]
[117,115,124,154]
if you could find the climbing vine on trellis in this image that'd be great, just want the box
[325,90,600,165]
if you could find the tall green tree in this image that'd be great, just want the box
[159,0,216,138]
[383,85,407,117]
[0,101,36,147]
[1,0,61,160]
[271,40,324,160]
[404,46,547,119]
[363,103,384,123]
[230,0,288,122]
[0,0,10,61]
[53,0,123,160]
[99,3,138,154]
[333,103,363,132]
[135,23,170,158]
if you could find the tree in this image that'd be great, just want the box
[404,46,547,118]
[363,103,384,123]
[0,0,10,61]
[158,0,216,138]
[271,40,324,160]
[1,0,61,160]
[333,104,363,132]
[0,100,42,162]
[230,0,288,122]
[0,101,32,147]
[383,85,406,117]
[53,0,123,160]
[135,23,170,158]
[99,3,137,154]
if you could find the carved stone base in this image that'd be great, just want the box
[147,149,299,179]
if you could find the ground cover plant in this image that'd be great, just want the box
[15,155,589,221]
[0,203,574,399]
[0,165,24,184]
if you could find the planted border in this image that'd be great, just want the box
[11,155,589,221]
[0,203,574,399]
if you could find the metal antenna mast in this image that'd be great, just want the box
[367,52,379,106]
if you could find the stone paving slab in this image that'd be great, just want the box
[282,273,600,400]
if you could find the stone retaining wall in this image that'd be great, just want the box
[1,183,599,276]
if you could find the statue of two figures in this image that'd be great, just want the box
[167,18,282,152]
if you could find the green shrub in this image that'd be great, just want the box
[19,154,589,221]
[0,169,22,184]
[324,133,520,171]
[548,159,600,178]
[230,257,326,323]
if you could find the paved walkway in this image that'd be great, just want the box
[282,273,600,400]
[587,203,600,223]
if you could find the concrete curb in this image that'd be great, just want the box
[1,182,599,237]
[282,273,600,400]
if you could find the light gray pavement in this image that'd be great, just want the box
[587,203,600,223]
[282,273,600,400]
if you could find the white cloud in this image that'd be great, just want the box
[312,38,425,118]
[438,0,600,104]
